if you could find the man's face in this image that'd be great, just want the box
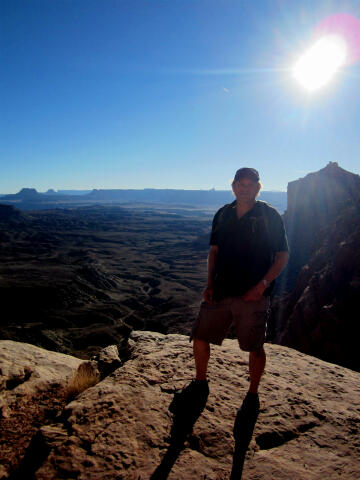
[232,178,260,202]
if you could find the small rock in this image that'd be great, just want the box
[94,345,122,378]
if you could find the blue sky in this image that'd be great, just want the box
[1,0,360,193]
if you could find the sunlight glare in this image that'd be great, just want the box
[292,34,347,91]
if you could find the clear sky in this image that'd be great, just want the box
[1,0,360,193]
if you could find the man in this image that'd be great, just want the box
[189,167,289,405]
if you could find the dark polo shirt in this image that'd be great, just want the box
[210,200,289,300]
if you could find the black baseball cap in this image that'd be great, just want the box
[233,167,260,182]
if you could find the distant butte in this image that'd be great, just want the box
[0,187,287,212]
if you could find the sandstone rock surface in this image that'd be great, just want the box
[15,331,360,480]
[0,340,82,407]
[0,340,82,477]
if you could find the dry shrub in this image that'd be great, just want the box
[66,361,100,400]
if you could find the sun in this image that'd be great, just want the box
[292,34,348,91]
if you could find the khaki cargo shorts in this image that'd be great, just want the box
[191,296,270,352]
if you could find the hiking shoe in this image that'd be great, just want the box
[169,380,209,415]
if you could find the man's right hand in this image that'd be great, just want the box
[203,286,214,303]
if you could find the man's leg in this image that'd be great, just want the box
[169,338,210,416]
[193,338,210,380]
[232,296,269,394]
[248,347,266,394]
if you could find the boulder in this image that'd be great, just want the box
[0,340,82,477]
[94,344,122,378]
[0,340,82,405]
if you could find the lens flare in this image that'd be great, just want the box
[292,34,347,91]
[316,13,360,65]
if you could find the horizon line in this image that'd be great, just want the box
[0,187,287,196]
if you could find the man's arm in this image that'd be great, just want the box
[241,251,289,302]
[203,245,219,303]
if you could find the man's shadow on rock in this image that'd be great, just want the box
[230,395,259,479]
[150,384,209,480]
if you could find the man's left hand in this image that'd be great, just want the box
[241,282,266,302]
